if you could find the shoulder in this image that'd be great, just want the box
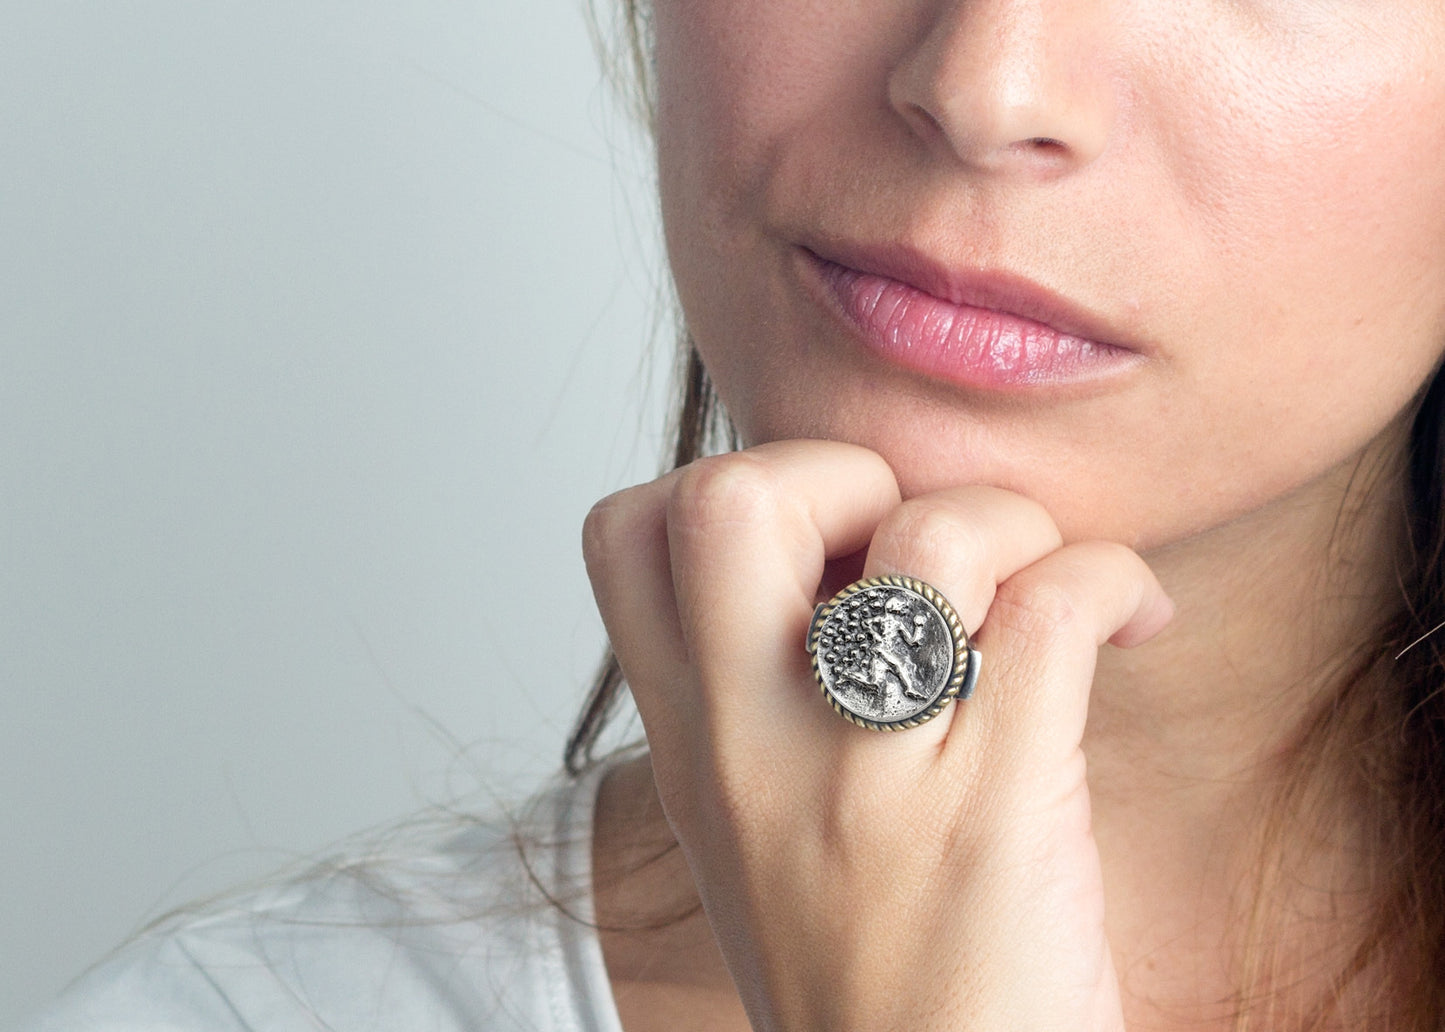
[23,768,623,1032]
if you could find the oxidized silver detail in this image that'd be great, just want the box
[806,576,979,731]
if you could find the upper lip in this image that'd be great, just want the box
[801,241,1139,352]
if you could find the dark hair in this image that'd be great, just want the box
[1380,367,1445,1026]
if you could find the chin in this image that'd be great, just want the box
[741,411,1150,546]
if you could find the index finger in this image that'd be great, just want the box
[665,440,901,723]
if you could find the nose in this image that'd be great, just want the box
[887,0,1115,177]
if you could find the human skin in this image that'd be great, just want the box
[583,0,1445,1029]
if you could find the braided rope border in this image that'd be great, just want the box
[806,575,980,731]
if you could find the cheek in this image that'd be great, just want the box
[651,0,845,430]
[1156,19,1445,373]
[652,0,791,217]
[652,1,768,360]
[652,0,892,261]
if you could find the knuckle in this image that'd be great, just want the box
[1008,490,1065,549]
[969,484,1059,535]
[1081,539,1143,572]
[580,494,619,562]
[581,490,642,571]
[667,453,781,534]
[876,498,985,570]
[990,574,1081,641]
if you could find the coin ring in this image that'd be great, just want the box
[805,576,981,731]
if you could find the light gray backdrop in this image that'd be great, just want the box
[1,2,667,1024]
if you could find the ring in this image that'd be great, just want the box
[806,575,981,731]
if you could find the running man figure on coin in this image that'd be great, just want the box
[807,576,981,731]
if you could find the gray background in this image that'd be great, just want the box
[1,2,667,1024]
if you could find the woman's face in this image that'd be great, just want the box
[652,0,1445,550]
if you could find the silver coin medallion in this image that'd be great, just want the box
[806,576,979,731]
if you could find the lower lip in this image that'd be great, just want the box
[810,257,1140,391]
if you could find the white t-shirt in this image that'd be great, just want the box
[23,765,626,1032]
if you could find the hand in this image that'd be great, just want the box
[583,440,1173,1032]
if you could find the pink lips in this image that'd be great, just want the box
[807,249,1142,390]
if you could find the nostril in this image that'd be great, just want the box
[908,102,948,140]
[1005,136,1071,168]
